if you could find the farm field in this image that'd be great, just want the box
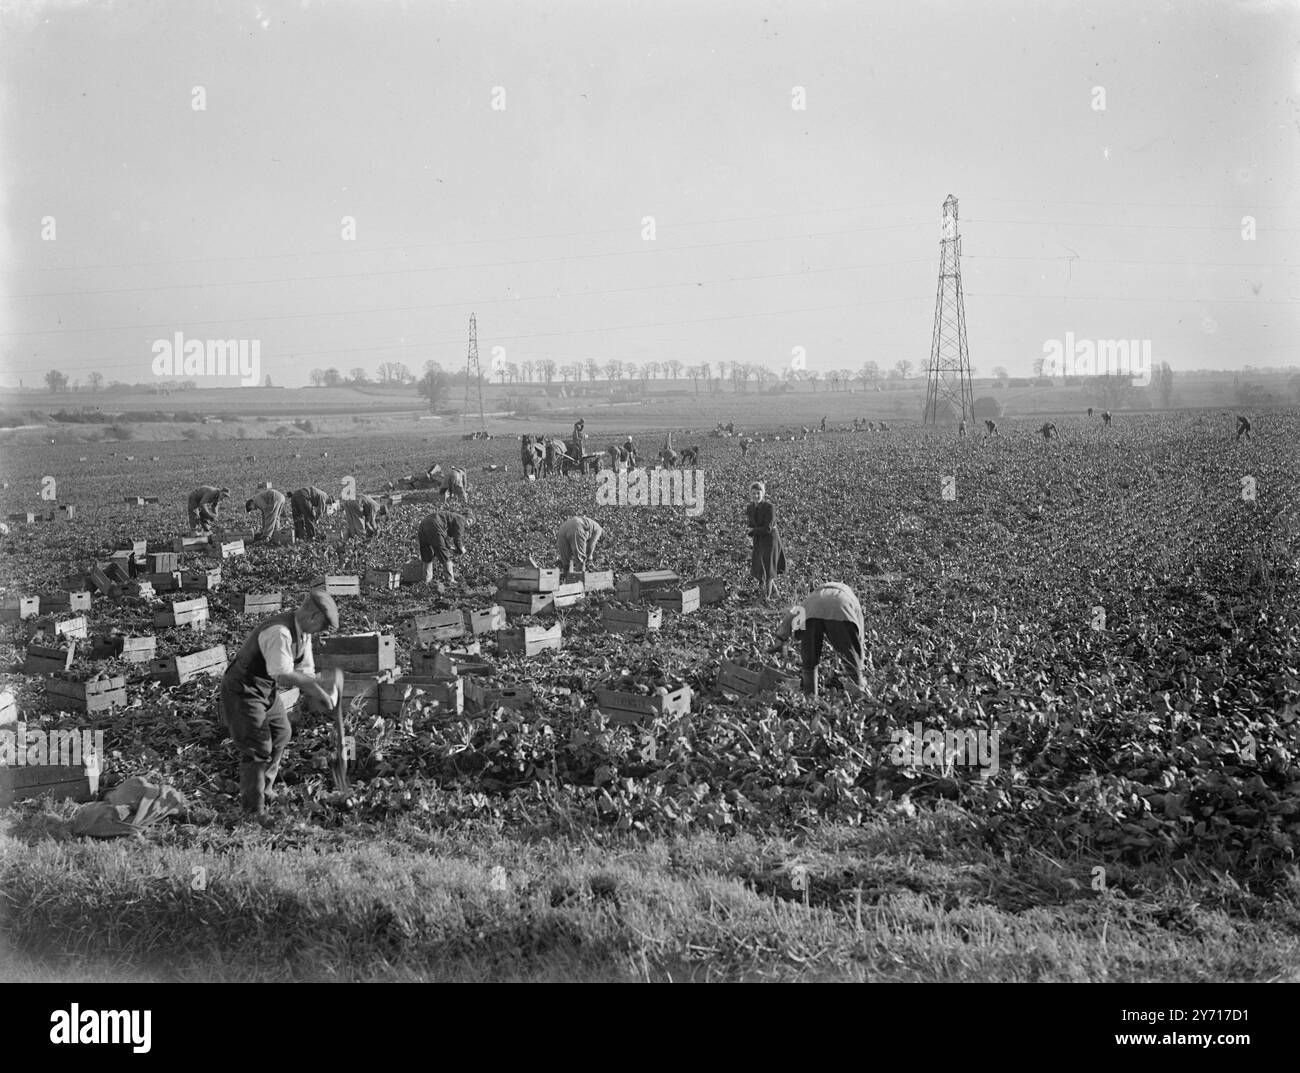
[1,409,1298,981]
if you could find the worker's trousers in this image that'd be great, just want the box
[221,687,292,814]
[290,494,318,539]
[256,499,285,539]
[800,618,864,692]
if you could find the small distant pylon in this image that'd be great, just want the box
[464,313,485,429]
[923,195,974,426]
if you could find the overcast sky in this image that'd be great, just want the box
[1,0,1297,388]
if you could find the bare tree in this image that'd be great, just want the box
[893,359,913,380]
[540,358,557,384]
[667,359,683,380]
[44,369,69,393]
[349,367,368,383]
[87,371,104,392]
[309,369,327,387]
[586,359,602,383]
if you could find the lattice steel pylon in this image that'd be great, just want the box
[464,313,485,429]
[923,195,974,425]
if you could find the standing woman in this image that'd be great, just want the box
[746,480,786,601]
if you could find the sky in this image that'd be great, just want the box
[1,0,1297,389]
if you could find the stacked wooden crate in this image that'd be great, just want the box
[315,633,397,673]
[496,566,561,617]
[496,622,563,656]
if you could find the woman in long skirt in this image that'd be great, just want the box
[746,480,786,601]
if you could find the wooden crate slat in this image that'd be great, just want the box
[464,679,533,712]
[315,575,361,597]
[24,643,75,675]
[562,569,614,593]
[464,605,507,635]
[595,683,692,723]
[232,592,282,615]
[182,568,222,591]
[148,645,227,686]
[406,610,465,645]
[365,568,401,592]
[0,768,92,806]
[602,606,662,633]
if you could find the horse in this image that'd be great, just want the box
[544,437,573,478]
[520,434,545,478]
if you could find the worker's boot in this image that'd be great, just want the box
[446,563,457,583]
[239,760,268,815]
[801,667,819,698]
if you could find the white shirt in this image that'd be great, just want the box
[258,626,315,710]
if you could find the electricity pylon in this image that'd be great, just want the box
[464,313,485,429]
[923,194,974,425]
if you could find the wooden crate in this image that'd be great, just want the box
[117,539,147,556]
[551,582,586,609]
[499,591,555,617]
[40,591,93,614]
[690,577,729,606]
[365,568,401,592]
[148,572,183,592]
[6,512,36,524]
[410,644,492,678]
[316,633,397,673]
[399,560,426,585]
[148,645,228,686]
[110,551,140,577]
[0,596,40,621]
[649,586,701,615]
[24,643,75,675]
[339,670,395,712]
[32,615,89,641]
[628,570,681,601]
[148,552,181,573]
[215,539,246,559]
[87,566,116,595]
[376,677,463,717]
[220,528,256,543]
[270,530,296,546]
[91,634,157,664]
[232,592,282,615]
[496,622,562,656]
[406,610,465,645]
[464,678,533,712]
[123,580,155,599]
[173,536,210,553]
[0,767,93,807]
[316,575,361,597]
[505,566,560,593]
[602,605,662,633]
[716,660,799,697]
[594,683,692,725]
[46,673,128,712]
[562,569,614,593]
[182,568,222,591]
[464,605,507,635]
[154,596,209,629]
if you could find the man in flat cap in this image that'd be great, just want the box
[220,589,343,825]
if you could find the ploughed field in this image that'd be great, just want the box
[1,410,1297,890]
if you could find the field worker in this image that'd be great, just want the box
[1236,415,1252,442]
[1102,410,1112,427]
[289,486,332,540]
[556,514,604,572]
[958,419,967,437]
[220,589,342,825]
[820,415,827,432]
[740,436,752,458]
[187,486,230,534]
[767,581,865,696]
[573,417,586,455]
[439,466,470,505]
[746,480,786,602]
[342,492,386,539]
[245,488,287,541]
[1087,407,1094,417]
[1040,422,1057,440]
[984,419,997,436]
[623,435,637,467]
[418,509,471,583]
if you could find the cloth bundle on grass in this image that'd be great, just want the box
[70,777,189,839]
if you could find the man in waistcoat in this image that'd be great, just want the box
[220,589,342,825]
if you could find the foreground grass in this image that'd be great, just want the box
[3,804,1298,982]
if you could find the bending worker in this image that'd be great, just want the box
[557,514,604,573]
[220,590,342,825]
[290,485,333,541]
[187,486,230,534]
[342,492,386,539]
[768,581,866,696]
[418,509,470,584]
[246,488,287,541]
